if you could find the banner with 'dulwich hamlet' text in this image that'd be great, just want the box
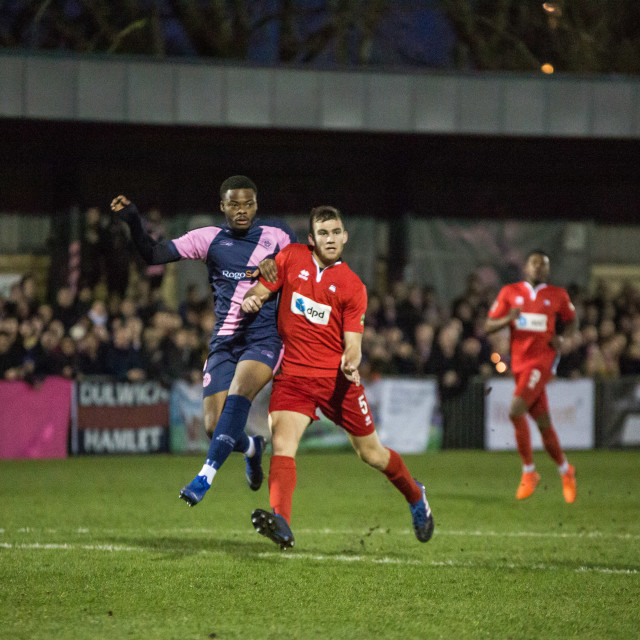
[71,380,170,455]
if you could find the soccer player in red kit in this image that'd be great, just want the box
[241,205,434,548]
[485,250,579,503]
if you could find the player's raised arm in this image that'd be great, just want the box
[110,195,180,265]
[242,281,274,314]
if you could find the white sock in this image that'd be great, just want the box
[523,463,536,473]
[558,460,569,475]
[198,464,216,485]
[244,437,256,458]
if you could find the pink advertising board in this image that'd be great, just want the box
[0,377,72,459]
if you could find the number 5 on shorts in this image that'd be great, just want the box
[358,394,369,415]
[527,369,541,389]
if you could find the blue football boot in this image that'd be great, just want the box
[251,508,295,550]
[409,479,434,542]
[245,436,265,491]
[179,475,211,506]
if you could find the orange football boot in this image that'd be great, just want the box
[561,464,577,503]
[516,471,540,500]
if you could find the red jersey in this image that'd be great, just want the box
[488,281,576,374]
[260,243,367,377]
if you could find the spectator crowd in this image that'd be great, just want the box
[3,207,640,397]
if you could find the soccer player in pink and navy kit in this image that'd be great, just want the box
[485,249,579,503]
[110,176,296,506]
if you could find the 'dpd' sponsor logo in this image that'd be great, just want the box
[291,292,331,325]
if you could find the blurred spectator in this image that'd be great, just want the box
[425,319,465,399]
[141,327,165,381]
[58,336,78,379]
[414,322,435,375]
[364,293,382,331]
[422,286,444,326]
[53,286,81,331]
[163,326,202,383]
[19,273,40,318]
[0,329,25,380]
[555,331,585,379]
[396,285,424,342]
[19,317,43,376]
[76,286,94,316]
[87,299,109,329]
[136,277,166,324]
[104,325,145,381]
[37,303,54,327]
[390,340,417,375]
[107,292,123,326]
[79,206,109,291]
[116,297,140,327]
[458,336,493,380]
[76,331,107,378]
[620,339,640,375]
[377,293,398,330]
[178,283,208,327]
[32,328,67,379]
[451,297,475,339]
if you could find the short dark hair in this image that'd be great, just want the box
[525,249,549,261]
[309,205,343,236]
[219,175,257,199]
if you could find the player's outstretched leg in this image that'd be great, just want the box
[251,508,295,550]
[561,464,577,503]
[245,436,265,491]
[409,480,434,542]
[179,470,212,506]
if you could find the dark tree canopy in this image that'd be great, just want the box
[1,1,640,74]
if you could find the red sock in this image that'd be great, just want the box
[382,448,421,503]
[511,415,533,466]
[268,455,297,524]
[540,425,564,465]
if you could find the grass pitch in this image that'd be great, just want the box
[1,449,639,639]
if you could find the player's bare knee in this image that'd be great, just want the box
[358,447,386,470]
[227,384,255,401]
[204,418,216,439]
[509,399,527,420]
[271,432,297,457]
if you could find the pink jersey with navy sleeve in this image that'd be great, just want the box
[171,218,296,347]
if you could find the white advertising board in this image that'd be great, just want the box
[370,378,438,453]
[485,378,594,451]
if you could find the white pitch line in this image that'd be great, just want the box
[3,527,640,541]
[433,530,640,541]
[257,552,640,575]
[0,542,140,552]
[1,542,638,575]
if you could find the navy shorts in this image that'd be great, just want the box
[202,334,283,398]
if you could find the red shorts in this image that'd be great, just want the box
[513,366,552,418]
[269,372,375,437]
